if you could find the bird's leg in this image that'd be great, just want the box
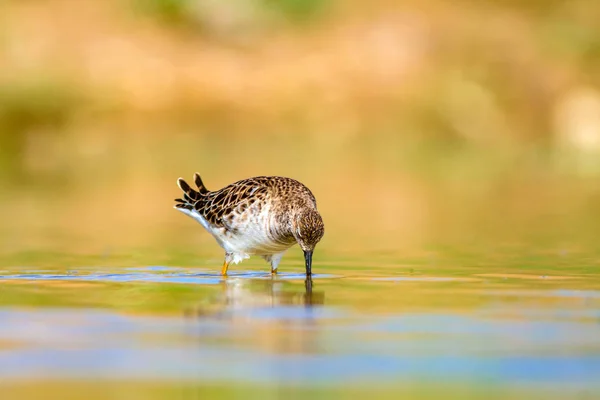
[270,255,277,275]
[270,252,285,275]
[221,253,232,276]
[261,255,276,275]
[262,252,285,275]
[221,253,236,276]
[221,260,229,275]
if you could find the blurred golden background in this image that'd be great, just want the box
[1,0,600,260]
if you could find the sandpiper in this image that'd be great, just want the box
[174,174,324,276]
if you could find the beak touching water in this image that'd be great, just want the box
[303,250,313,277]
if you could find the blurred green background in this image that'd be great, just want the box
[1,0,600,259]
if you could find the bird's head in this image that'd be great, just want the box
[292,208,324,276]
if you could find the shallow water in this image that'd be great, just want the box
[1,254,599,399]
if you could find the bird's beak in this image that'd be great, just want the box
[303,250,313,277]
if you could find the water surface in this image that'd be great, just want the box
[1,253,599,399]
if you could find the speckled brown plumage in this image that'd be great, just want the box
[174,174,324,276]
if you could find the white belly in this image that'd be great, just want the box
[175,204,294,264]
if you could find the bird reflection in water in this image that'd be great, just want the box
[180,278,325,398]
[184,277,325,355]
[185,277,323,319]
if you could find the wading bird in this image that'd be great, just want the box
[175,174,324,276]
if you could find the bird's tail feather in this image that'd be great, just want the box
[174,173,208,210]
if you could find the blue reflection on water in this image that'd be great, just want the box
[0,306,597,386]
